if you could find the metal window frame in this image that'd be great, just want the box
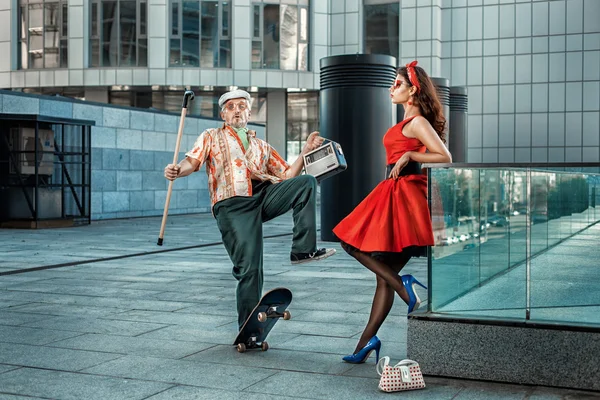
[17,0,69,70]
[168,0,231,68]
[89,0,148,67]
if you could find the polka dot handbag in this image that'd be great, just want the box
[376,356,426,392]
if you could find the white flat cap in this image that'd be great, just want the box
[218,89,251,108]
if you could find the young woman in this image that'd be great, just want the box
[333,61,452,363]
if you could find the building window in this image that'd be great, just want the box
[18,0,68,69]
[252,1,309,71]
[169,1,231,68]
[90,0,148,67]
[364,2,399,60]
[286,92,318,163]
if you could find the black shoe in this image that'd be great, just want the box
[290,248,336,265]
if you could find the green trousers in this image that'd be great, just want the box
[213,174,318,328]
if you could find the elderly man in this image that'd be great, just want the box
[164,89,335,328]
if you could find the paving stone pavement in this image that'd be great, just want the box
[1,213,599,399]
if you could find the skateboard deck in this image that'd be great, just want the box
[233,287,292,353]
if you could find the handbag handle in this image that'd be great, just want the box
[396,359,418,367]
[376,356,390,376]
[377,357,420,376]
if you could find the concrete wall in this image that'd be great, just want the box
[0,90,265,220]
[408,318,600,391]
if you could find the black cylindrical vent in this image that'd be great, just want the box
[449,86,468,162]
[319,54,397,242]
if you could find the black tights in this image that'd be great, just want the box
[341,242,411,354]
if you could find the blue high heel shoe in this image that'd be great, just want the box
[342,336,381,364]
[401,275,427,314]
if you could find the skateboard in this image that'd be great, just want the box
[233,287,292,353]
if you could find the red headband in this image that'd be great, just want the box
[406,60,420,93]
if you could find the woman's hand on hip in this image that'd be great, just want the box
[389,153,411,179]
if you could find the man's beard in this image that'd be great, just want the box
[229,116,247,129]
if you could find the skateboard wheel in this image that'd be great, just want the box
[261,342,269,351]
[283,310,291,320]
[237,343,246,353]
[258,312,267,323]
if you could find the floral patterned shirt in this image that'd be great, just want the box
[185,125,290,209]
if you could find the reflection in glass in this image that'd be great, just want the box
[18,0,68,69]
[254,3,308,70]
[221,1,229,37]
[252,41,262,69]
[510,171,527,266]
[172,2,179,35]
[60,3,68,67]
[140,2,146,35]
[102,1,118,66]
[91,0,147,67]
[182,1,200,66]
[200,2,217,67]
[138,38,147,67]
[263,4,280,69]
[43,2,59,68]
[280,6,298,70]
[430,169,485,310]
[119,0,137,66]
[530,172,548,256]
[29,4,43,68]
[479,170,511,282]
[20,6,28,68]
[170,0,229,67]
[364,3,399,59]
[300,7,307,41]
[219,39,231,68]
[170,38,181,66]
[298,43,308,71]
[253,5,260,38]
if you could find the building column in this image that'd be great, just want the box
[148,0,168,86]
[69,0,85,82]
[0,0,12,79]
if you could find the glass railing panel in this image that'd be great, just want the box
[559,174,574,240]
[429,168,482,311]
[530,172,549,256]
[530,171,600,327]
[591,176,597,223]
[427,163,600,328]
[571,174,591,233]
[479,169,511,282]
[546,172,563,247]
[509,170,528,267]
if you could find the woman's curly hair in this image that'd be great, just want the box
[397,65,447,143]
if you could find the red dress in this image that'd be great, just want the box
[332,116,434,259]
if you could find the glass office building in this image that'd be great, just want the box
[2,0,599,163]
